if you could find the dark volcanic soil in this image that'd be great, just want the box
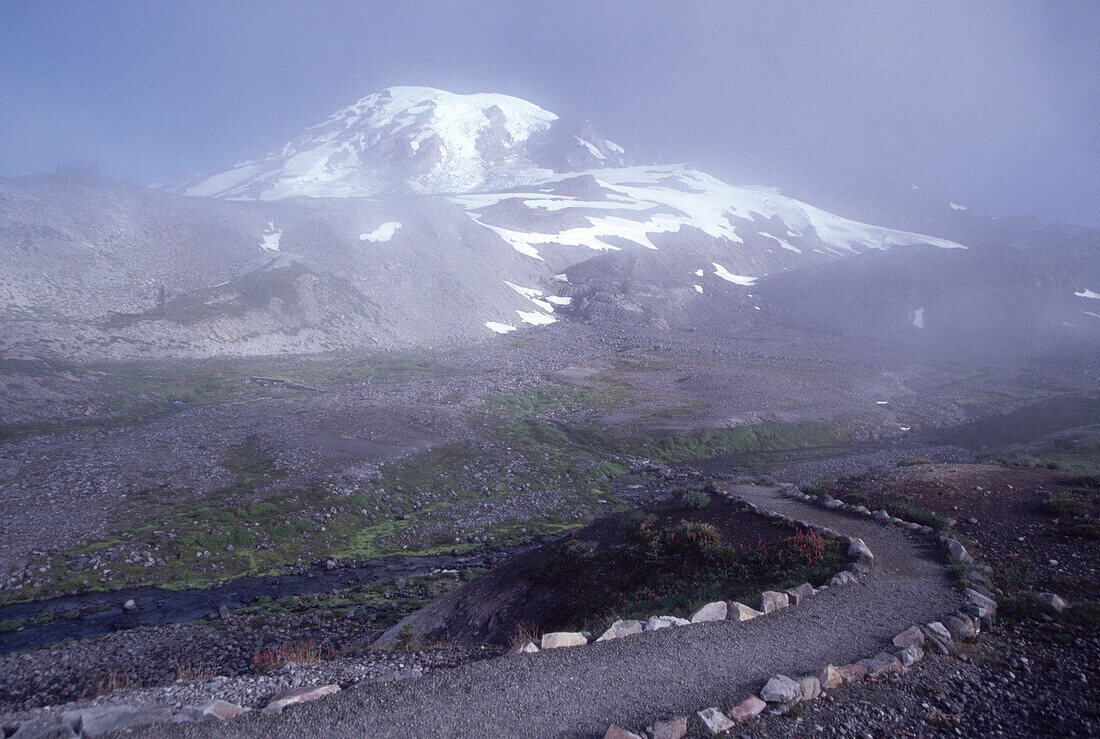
[829,463,1100,601]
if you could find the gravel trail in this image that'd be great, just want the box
[131,486,965,738]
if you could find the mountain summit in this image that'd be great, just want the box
[182,86,627,199]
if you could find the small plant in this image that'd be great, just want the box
[174,660,215,682]
[1038,494,1089,518]
[681,490,711,510]
[896,458,933,467]
[93,670,138,697]
[250,639,330,671]
[0,619,21,633]
[393,625,424,651]
[509,621,541,647]
[1067,522,1100,539]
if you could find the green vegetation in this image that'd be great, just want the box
[0,619,22,633]
[533,520,843,634]
[9,376,852,603]
[680,490,711,510]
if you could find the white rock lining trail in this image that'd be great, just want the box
[47,484,991,738]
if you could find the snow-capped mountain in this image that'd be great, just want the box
[3,86,1096,361]
[181,86,627,199]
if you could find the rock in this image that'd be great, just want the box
[541,631,588,649]
[218,604,231,620]
[596,619,644,641]
[647,716,688,739]
[325,559,337,570]
[696,708,735,736]
[874,509,891,521]
[262,684,341,714]
[728,695,767,723]
[896,644,924,667]
[729,602,763,621]
[689,601,728,623]
[945,539,973,564]
[644,616,690,631]
[784,583,814,605]
[818,665,843,689]
[66,705,174,737]
[922,622,954,654]
[836,663,868,683]
[1037,592,1070,612]
[760,591,789,614]
[944,613,977,639]
[847,538,874,567]
[604,725,643,739]
[892,625,925,649]
[828,571,857,587]
[121,599,137,612]
[11,716,78,738]
[797,675,822,701]
[823,499,844,510]
[859,652,904,678]
[174,700,249,722]
[760,674,802,704]
[507,639,539,655]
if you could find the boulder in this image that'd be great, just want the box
[945,539,973,564]
[823,499,844,510]
[1037,592,1069,613]
[507,639,539,655]
[797,675,822,701]
[11,716,78,738]
[729,602,763,621]
[647,716,688,739]
[836,663,868,683]
[66,705,174,737]
[847,538,874,567]
[828,571,857,587]
[122,599,137,612]
[174,700,249,722]
[944,613,976,639]
[858,652,904,679]
[818,665,843,689]
[644,616,690,631]
[541,632,588,649]
[262,684,341,714]
[922,621,954,654]
[892,625,925,649]
[896,644,924,667]
[760,591,789,614]
[727,695,767,723]
[760,674,802,704]
[874,509,891,521]
[604,725,643,739]
[596,619,643,642]
[689,601,728,623]
[696,708,735,736]
[784,583,814,605]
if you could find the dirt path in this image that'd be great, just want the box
[138,485,964,738]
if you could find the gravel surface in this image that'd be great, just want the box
[121,485,964,738]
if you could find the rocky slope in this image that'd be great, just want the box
[2,86,1097,361]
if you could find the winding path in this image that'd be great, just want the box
[141,485,965,738]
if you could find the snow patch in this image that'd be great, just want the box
[1074,289,1100,300]
[546,295,572,306]
[712,263,756,286]
[517,310,556,326]
[260,223,282,252]
[758,231,801,254]
[693,284,703,294]
[553,273,569,283]
[359,222,402,242]
[949,202,968,211]
[911,308,925,329]
[694,269,704,277]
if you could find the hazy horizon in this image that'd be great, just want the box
[1,1,1097,226]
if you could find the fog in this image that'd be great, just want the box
[1,1,1096,226]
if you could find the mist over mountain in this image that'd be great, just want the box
[2,86,1096,363]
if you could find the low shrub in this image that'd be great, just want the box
[1038,494,1089,518]
[681,490,711,510]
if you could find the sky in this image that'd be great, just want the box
[1,1,1097,226]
